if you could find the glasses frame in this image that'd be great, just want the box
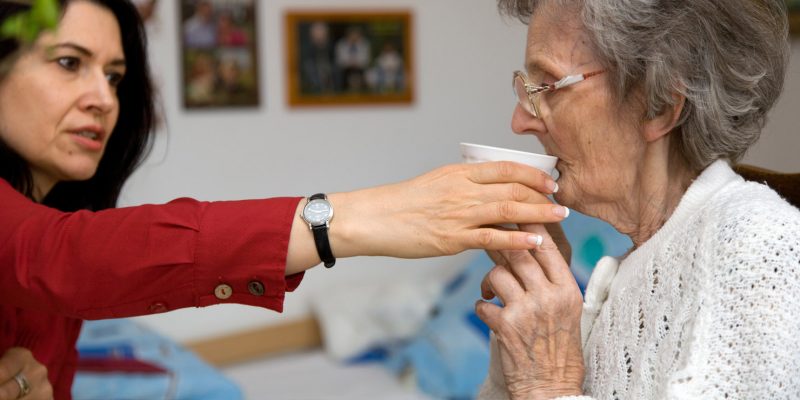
[513,69,605,118]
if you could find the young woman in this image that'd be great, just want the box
[0,1,565,398]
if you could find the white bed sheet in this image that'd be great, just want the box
[223,350,433,400]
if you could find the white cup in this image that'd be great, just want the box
[460,142,558,177]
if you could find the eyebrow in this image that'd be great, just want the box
[48,42,126,67]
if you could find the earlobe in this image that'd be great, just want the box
[643,93,686,142]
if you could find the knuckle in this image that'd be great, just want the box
[538,240,560,253]
[33,363,48,379]
[476,230,494,248]
[567,290,584,308]
[487,266,504,282]
[533,205,548,220]
[509,183,527,202]
[0,364,10,380]
[506,249,529,263]
[542,290,559,305]
[497,201,517,220]
[495,161,515,179]
[474,300,487,315]
[439,164,458,175]
[498,311,519,328]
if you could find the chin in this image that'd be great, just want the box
[61,164,101,182]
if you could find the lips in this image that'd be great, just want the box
[68,125,105,143]
[68,125,106,151]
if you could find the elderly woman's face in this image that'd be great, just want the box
[0,0,124,189]
[512,7,644,210]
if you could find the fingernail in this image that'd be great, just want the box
[526,234,543,246]
[552,205,570,218]
[547,179,558,193]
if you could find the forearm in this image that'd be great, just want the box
[2,196,303,318]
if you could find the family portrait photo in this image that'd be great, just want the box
[181,0,260,108]
[789,0,800,35]
[285,11,414,107]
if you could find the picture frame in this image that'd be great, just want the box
[285,10,415,107]
[180,0,260,108]
[789,0,800,36]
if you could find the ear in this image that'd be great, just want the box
[642,93,685,142]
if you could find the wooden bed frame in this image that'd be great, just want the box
[184,316,323,366]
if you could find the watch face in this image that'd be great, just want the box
[303,199,333,225]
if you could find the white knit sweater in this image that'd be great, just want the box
[479,160,800,399]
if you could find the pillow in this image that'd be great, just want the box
[73,319,242,400]
[383,252,496,399]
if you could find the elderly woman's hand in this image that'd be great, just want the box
[476,223,584,400]
[331,161,567,259]
[0,347,52,400]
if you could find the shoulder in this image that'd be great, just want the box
[704,179,800,245]
[0,178,32,205]
[678,182,800,396]
[697,179,800,297]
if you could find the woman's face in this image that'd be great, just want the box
[0,0,125,193]
[512,7,645,211]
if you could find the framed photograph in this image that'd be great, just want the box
[285,10,414,107]
[180,0,260,108]
[789,0,800,35]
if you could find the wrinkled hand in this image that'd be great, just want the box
[0,348,52,400]
[476,224,584,400]
[333,161,568,258]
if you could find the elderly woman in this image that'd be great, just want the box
[476,0,800,399]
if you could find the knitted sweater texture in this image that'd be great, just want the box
[479,160,800,399]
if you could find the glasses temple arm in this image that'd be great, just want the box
[554,70,605,89]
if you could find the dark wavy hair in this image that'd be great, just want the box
[0,0,155,211]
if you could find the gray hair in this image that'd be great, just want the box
[498,0,790,170]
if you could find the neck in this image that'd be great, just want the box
[593,143,697,248]
[30,169,56,203]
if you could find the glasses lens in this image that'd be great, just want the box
[513,75,538,117]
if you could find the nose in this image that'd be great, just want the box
[78,70,116,116]
[510,104,546,135]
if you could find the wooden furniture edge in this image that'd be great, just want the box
[184,316,322,366]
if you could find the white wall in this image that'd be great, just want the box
[128,1,800,342]
[742,40,800,172]
[128,0,532,342]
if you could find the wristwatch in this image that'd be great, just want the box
[301,193,336,268]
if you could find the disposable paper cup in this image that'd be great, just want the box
[460,142,558,176]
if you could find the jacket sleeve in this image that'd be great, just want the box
[0,180,305,319]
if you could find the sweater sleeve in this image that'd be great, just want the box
[666,199,800,399]
[0,180,305,319]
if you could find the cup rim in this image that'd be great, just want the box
[459,142,558,161]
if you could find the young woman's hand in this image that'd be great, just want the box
[332,161,568,259]
[0,347,52,400]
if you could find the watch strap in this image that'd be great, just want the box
[311,224,336,268]
[307,193,335,268]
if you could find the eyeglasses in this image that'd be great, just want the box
[513,69,605,118]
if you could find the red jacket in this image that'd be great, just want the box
[0,179,304,399]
